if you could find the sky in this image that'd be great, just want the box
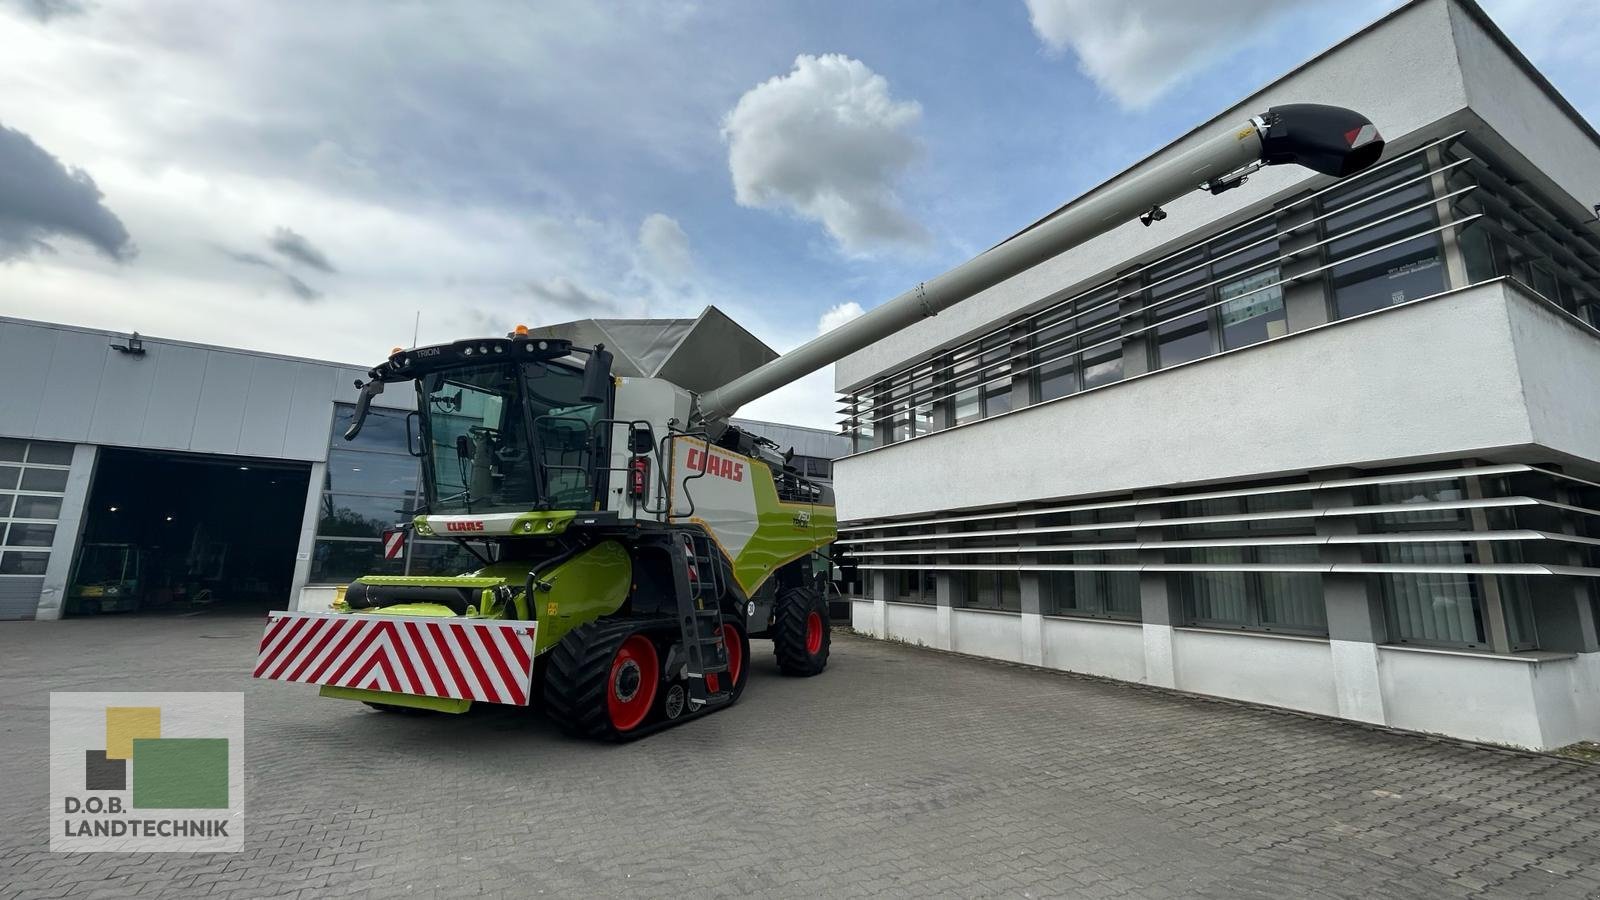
[0,0,1596,429]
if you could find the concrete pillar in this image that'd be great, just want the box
[929,353,953,433]
[1315,471,1387,725]
[1016,512,1044,665]
[34,443,99,621]
[1428,146,1470,290]
[288,460,327,612]
[869,598,888,639]
[1133,490,1177,688]
[1008,321,1033,410]
[867,567,891,639]
[1116,270,1153,379]
[933,520,958,650]
[1277,201,1331,333]
[1533,476,1600,654]
[1463,473,1512,653]
[872,386,893,447]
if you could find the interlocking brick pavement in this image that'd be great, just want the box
[3,613,1600,898]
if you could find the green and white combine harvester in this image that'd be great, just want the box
[255,104,1386,739]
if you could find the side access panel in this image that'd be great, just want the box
[669,436,836,596]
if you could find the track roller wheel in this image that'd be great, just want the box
[772,586,830,676]
[543,619,664,740]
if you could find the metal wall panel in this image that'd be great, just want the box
[35,330,111,443]
[136,342,210,450]
[188,352,254,454]
[284,365,340,460]
[0,322,52,436]
[0,319,466,470]
[731,418,850,459]
[238,357,300,457]
[0,577,44,620]
[87,344,160,447]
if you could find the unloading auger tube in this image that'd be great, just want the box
[693,103,1385,431]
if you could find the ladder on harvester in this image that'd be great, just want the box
[670,531,731,710]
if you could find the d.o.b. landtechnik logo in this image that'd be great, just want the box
[50,692,243,852]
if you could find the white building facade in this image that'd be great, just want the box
[834,0,1600,749]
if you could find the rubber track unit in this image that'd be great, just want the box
[543,616,737,741]
[772,586,830,677]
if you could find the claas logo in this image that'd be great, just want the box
[686,447,744,483]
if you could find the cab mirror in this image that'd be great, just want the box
[581,345,613,404]
[629,425,654,455]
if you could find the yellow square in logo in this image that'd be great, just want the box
[106,707,160,760]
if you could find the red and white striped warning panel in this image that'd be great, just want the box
[382,529,406,560]
[253,612,537,706]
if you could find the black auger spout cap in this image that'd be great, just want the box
[1258,104,1385,178]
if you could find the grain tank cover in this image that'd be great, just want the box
[528,305,777,396]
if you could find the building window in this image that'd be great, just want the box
[1213,220,1288,349]
[1449,166,1600,322]
[950,336,1010,426]
[1167,489,1326,635]
[1362,479,1538,651]
[1321,159,1446,319]
[1031,307,1079,403]
[1150,250,1213,368]
[1040,556,1140,620]
[309,404,483,584]
[1149,221,1285,369]
[846,394,876,453]
[1171,546,1326,635]
[794,456,832,479]
[959,569,1020,612]
[895,563,936,605]
[0,439,74,605]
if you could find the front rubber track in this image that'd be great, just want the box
[542,617,740,741]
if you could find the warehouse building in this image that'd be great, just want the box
[0,312,844,622]
[835,0,1600,749]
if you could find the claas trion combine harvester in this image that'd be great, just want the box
[254,104,1385,739]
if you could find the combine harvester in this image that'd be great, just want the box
[254,105,1385,739]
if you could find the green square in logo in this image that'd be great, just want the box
[131,738,229,809]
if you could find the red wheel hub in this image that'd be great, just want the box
[721,623,744,686]
[607,635,659,732]
[805,611,824,655]
[706,624,743,694]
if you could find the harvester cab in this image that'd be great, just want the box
[254,103,1386,740]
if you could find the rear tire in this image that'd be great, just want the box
[543,619,664,741]
[772,586,830,676]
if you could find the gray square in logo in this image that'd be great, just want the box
[84,750,125,791]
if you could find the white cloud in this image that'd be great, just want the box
[723,53,928,255]
[637,212,693,282]
[818,300,864,333]
[1022,0,1316,109]
[0,2,736,363]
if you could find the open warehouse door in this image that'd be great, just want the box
[68,449,311,617]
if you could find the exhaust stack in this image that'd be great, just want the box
[694,104,1384,428]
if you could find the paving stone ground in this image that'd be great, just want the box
[3,612,1600,899]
